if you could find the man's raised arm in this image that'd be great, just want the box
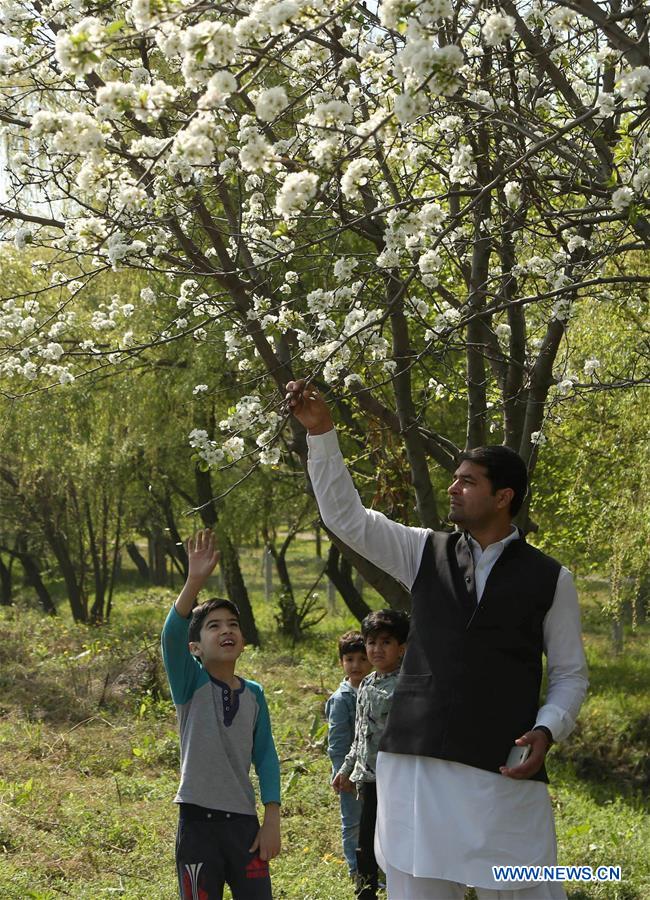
[286,380,429,591]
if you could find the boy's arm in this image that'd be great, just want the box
[332,686,364,792]
[161,530,220,705]
[249,683,282,860]
[326,693,354,776]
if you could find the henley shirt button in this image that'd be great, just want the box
[207,813,212,819]
[226,813,231,819]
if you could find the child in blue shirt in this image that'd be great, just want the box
[325,631,372,875]
[161,529,281,899]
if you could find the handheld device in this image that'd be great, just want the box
[505,744,531,768]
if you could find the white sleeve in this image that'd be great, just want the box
[535,566,589,742]
[307,430,430,590]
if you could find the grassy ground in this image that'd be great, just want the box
[0,540,648,899]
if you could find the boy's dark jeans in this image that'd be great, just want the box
[176,803,272,900]
[355,782,378,900]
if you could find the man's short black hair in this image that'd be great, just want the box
[361,609,410,644]
[338,630,365,659]
[188,597,240,644]
[458,445,529,516]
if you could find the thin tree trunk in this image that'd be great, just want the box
[105,499,123,623]
[325,545,372,622]
[87,501,106,624]
[7,542,57,616]
[195,467,260,646]
[0,553,12,605]
[389,280,440,529]
[126,541,150,580]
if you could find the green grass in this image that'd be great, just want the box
[0,542,648,899]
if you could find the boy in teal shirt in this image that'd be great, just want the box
[161,529,281,899]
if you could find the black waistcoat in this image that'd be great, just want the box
[379,531,561,783]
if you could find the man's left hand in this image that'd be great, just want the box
[499,729,551,780]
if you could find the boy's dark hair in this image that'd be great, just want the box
[188,597,241,644]
[361,609,410,644]
[338,630,365,659]
[458,445,529,516]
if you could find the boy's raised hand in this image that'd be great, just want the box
[285,379,334,435]
[187,529,220,584]
[174,529,220,618]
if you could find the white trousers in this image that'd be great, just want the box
[385,863,567,900]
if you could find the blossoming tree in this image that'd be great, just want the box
[1,0,649,562]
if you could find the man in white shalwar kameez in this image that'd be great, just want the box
[286,380,588,900]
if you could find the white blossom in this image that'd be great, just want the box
[274,172,319,219]
[612,186,634,213]
[617,67,650,100]
[255,86,288,122]
[341,158,373,201]
[504,181,521,207]
[418,250,443,274]
[482,13,516,47]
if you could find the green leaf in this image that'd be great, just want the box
[106,19,125,35]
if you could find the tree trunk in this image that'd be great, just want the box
[325,545,372,622]
[126,541,150,580]
[0,553,12,605]
[148,531,168,586]
[218,531,260,645]
[325,528,410,612]
[87,501,106,624]
[105,500,123,623]
[195,467,260,646]
[8,542,57,616]
[40,527,86,621]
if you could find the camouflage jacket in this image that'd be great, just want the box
[337,667,400,784]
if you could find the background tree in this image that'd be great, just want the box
[1,0,649,612]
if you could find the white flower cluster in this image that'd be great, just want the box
[418,249,443,275]
[555,374,578,396]
[55,17,105,75]
[171,113,227,171]
[595,92,616,120]
[181,21,238,88]
[617,66,650,100]
[31,111,105,154]
[105,232,147,269]
[381,0,452,30]
[341,158,373,201]
[189,429,225,466]
[274,171,319,219]
[612,186,634,213]
[449,144,476,184]
[333,258,358,282]
[504,181,521,207]
[394,42,464,97]
[255,86,288,122]
[96,80,178,123]
[482,13,516,48]
[189,394,284,468]
[199,71,238,109]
